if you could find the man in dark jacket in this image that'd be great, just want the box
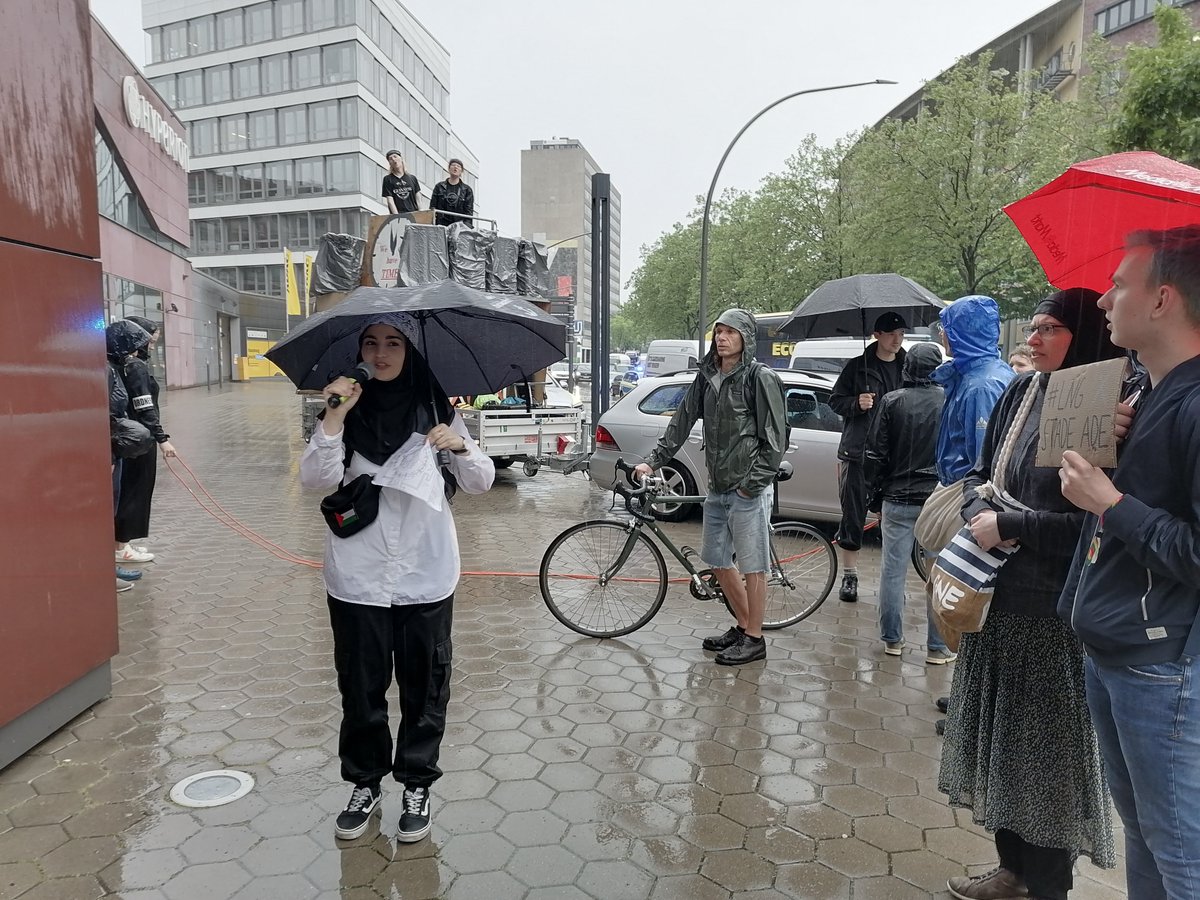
[430,159,474,228]
[864,343,953,663]
[1058,225,1200,899]
[635,309,787,665]
[829,311,908,601]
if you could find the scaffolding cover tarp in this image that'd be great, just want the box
[488,236,519,294]
[517,240,551,297]
[311,233,365,294]
[448,223,492,290]
[397,224,450,286]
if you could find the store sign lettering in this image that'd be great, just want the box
[123,76,190,170]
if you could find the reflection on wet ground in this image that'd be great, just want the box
[0,381,1125,898]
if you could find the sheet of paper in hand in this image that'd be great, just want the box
[1036,356,1129,468]
[372,432,444,511]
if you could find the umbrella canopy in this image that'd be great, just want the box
[1005,151,1200,293]
[264,282,566,396]
[777,274,945,340]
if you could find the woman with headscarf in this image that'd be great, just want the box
[299,315,494,844]
[938,289,1121,900]
[115,316,175,565]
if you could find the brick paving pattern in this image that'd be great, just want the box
[0,381,1126,899]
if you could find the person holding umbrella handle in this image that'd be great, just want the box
[302,317,494,845]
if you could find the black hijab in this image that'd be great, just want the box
[342,324,454,467]
[1033,287,1123,369]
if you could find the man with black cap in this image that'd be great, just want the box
[430,159,474,228]
[382,151,421,215]
[829,312,908,602]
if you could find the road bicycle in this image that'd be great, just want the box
[539,458,838,638]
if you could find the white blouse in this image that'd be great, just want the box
[299,412,495,607]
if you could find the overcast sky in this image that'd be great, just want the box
[92,0,1055,296]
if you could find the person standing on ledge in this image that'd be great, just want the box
[430,159,474,228]
[382,150,421,215]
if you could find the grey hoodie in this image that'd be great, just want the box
[645,309,787,496]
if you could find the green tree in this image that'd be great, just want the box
[622,218,703,340]
[843,53,1081,319]
[1111,5,1200,165]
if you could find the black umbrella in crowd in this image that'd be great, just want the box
[778,273,946,340]
[264,282,567,397]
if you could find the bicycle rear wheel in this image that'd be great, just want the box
[540,521,668,638]
[911,540,930,582]
[761,522,837,628]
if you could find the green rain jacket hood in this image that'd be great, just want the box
[645,309,787,496]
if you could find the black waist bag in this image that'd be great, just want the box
[320,473,382,537]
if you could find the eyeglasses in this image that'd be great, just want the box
[1021,323,1071,339]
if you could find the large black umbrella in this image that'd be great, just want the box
[778,274,945,340]
[264,282,566,396]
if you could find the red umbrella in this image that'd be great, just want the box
[1004,151,1200,293]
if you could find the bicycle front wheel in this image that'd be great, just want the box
[540,521,668,638]
[762,522,838,629]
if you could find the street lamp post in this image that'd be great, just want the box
[696,79,897,359]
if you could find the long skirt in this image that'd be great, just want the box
[937,610,1116,868]
[115,449,157,543]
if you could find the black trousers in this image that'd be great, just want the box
[996,827,1073,900]
[327,594,453,790]
[836,459,869,551]
[115,450,157,542]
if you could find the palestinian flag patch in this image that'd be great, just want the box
[335,507,359,527]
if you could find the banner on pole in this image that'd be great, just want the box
[284,248,301,316]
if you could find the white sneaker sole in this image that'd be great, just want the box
[884,646,904,656]
[396,820,431,843]
[334,803,380,840]
[926,656,957,665]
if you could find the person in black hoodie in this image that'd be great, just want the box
[115,316,176,565]
[1058,225,1200,900]
[106,319,153,590]
[939,288,1121,900]
[829,311,908,602]
[863,342,952,663]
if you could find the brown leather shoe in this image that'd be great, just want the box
[947,866,1030,900]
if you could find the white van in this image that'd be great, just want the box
[644,340,700,377]
[789,337,942,378]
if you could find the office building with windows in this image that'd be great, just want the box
[521,138,621,351]
[881,0,1200,123]
[142,0,477,299]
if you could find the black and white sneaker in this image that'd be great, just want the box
[334,785,381,840]
[397,786,431,842]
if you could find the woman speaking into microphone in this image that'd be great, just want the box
[300,315,494,842]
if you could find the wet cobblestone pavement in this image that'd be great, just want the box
[1,381,1126,899]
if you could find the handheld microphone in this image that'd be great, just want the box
[327,363,373,408]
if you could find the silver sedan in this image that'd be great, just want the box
[589,370,844,523]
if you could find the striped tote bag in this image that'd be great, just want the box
[929,375,1040,651]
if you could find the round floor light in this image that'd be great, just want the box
[169,770,255,808]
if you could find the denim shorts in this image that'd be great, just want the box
[701,486,773,574]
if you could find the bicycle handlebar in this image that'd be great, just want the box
[613,458,659,522]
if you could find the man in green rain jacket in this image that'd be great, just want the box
[636,309,787,665]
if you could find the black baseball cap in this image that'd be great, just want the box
[873,311,907,333]
[448,158,464,168]
[385,149,402,160]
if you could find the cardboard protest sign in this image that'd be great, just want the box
[1036,357,1129,468]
